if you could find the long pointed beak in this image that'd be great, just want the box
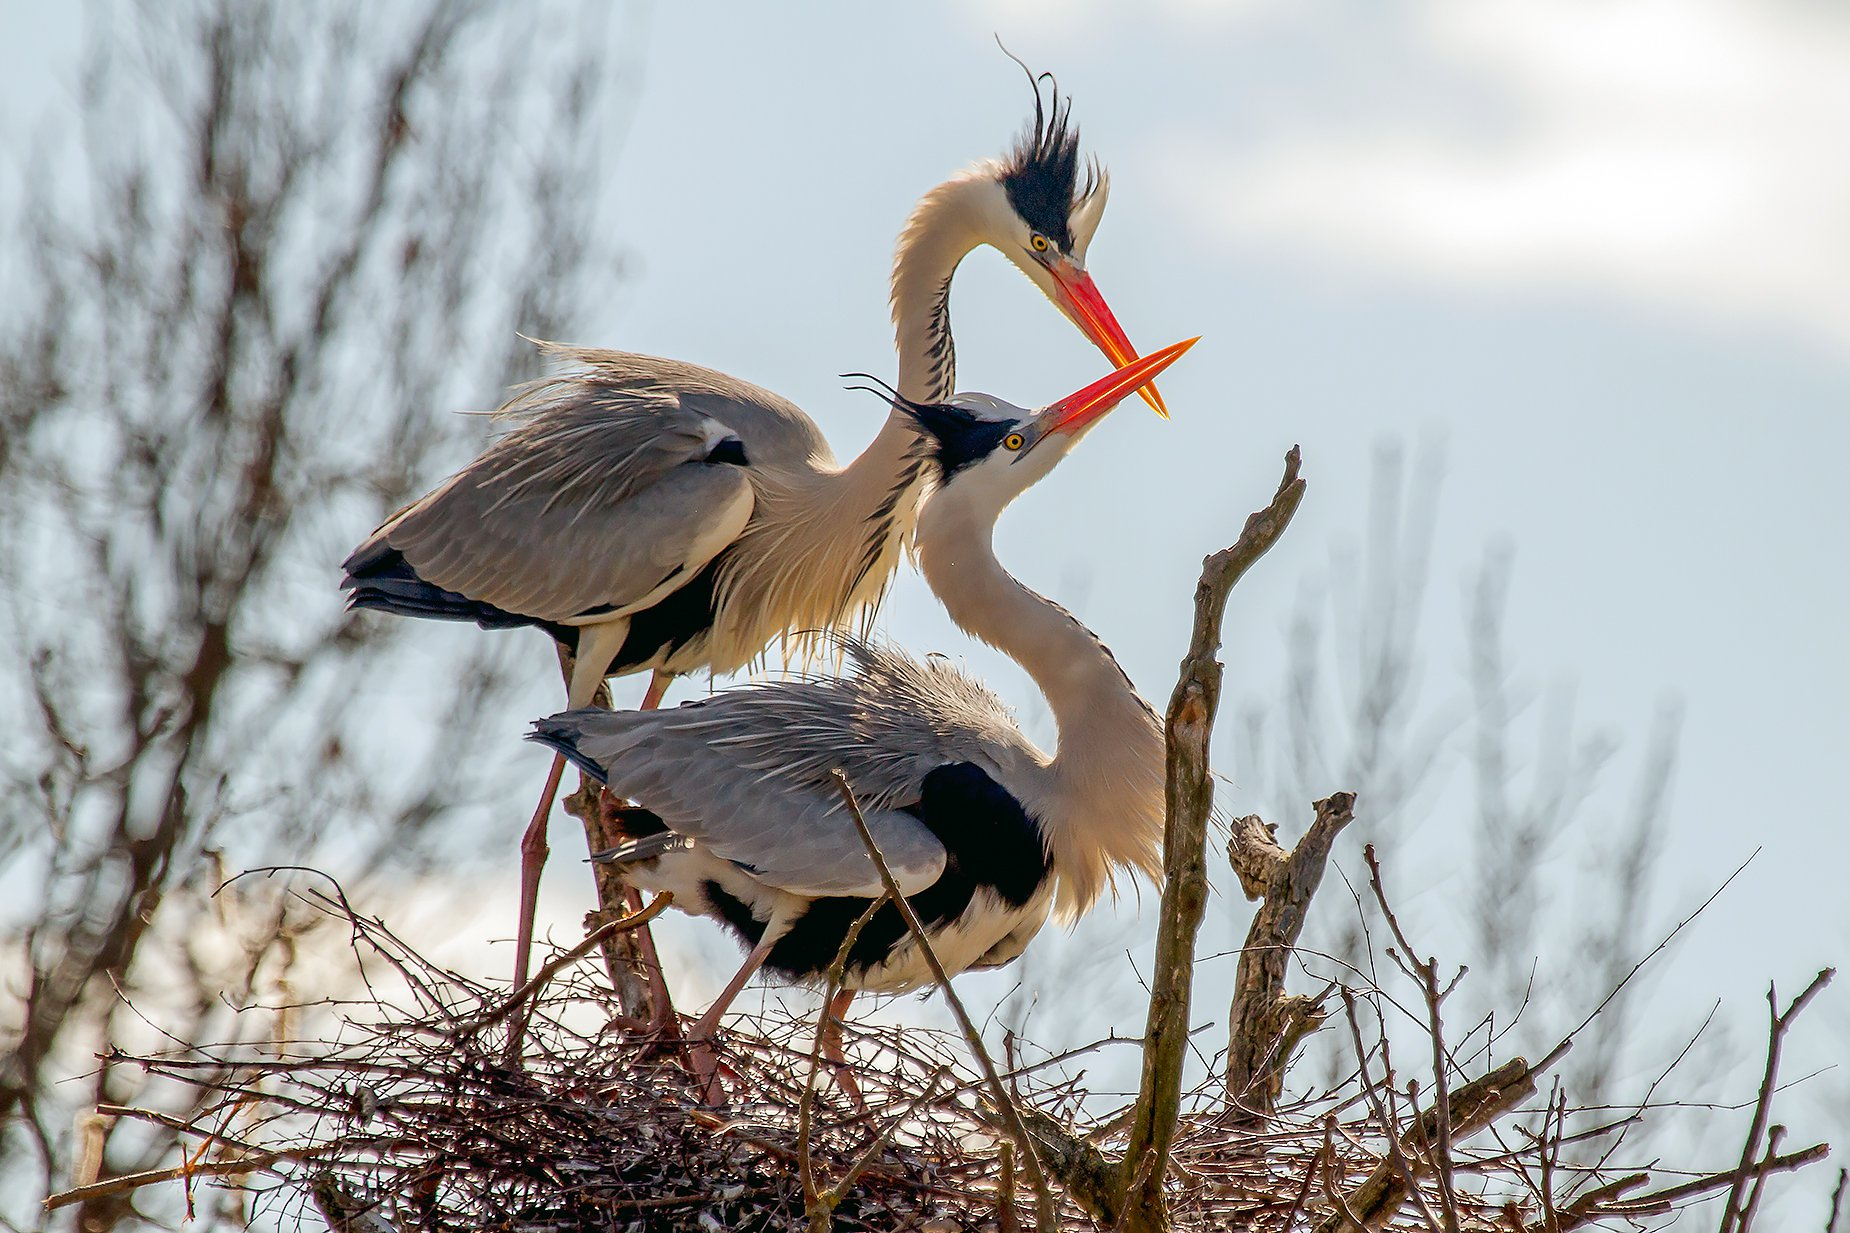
[1048,262,1171,419]
[1043,337,1199,438]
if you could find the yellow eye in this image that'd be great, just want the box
[1004,432,1025,451]
[1029,233,1049,253]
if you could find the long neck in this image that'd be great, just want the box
[705,178,998,671]
[915,494,1164,915]
[891,174,993,404]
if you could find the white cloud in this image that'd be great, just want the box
[1175,0,1850,349]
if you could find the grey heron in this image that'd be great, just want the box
[529,338,1197,1092]
[341,79,1167,992]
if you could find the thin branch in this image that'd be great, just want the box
[465,893,671,1037]
[45,1142,348,1212]
[1530,1142,1831,1231]
[1718,968,1833,1233]
[1312,1051,1537,1233]
[1364,845,1459,1233]
[831,770,1057,1231]
[800,894,887,1231]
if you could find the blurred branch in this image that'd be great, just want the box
[1121,446,1306,1232]
[0,1,619,1218]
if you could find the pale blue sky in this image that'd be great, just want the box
[5,0,1844,1206]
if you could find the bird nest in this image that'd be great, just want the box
[58,879,1830,1233]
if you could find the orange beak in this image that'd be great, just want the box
[1047,260,1171,419]
[1043,338,1199,439]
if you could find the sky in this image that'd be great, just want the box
[3,0,1845,1215]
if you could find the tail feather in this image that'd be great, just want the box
[527,714,617,785]
[590,831,686,865]
[343,542,571,641]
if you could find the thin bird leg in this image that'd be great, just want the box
[629,669,679,1037]
[688,932,778,1103]
[511,753,567,992]
[511,630,621,995]
[819,988,865,1111]
[640,668,671,711]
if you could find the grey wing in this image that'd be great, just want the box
[381,441,752,623]
[369,357,793,622]
[526,346,837,474]
[529,639,1038,899]
[534,707,948,898]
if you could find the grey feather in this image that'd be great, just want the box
[358,349,838,623]
[589,832,688,865]
[530,640,1041,899]
[511,347,834,475]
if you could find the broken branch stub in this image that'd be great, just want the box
[1225,792,1355,1121]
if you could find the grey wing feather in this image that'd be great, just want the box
[386,460,749,622]
[592,832,689,865]
[369,348,836,622]
[519,346,835,474]
[533,640,1037,899]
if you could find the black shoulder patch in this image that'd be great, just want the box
[905,401,1016,480]
[705,436,748,466]
[752,760,1052,984]
[912,761,1049,907]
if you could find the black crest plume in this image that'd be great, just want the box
[843,372,1009,479]
[996,45,1097,254]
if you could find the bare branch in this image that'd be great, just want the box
[1313,1054,1538,1233]
[1226,793,1354,1121]
[1122,446,1307,1231]
[1718,968,1834,1233]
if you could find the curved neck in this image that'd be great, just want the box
[914,492,1163,913]
[890,175,992,404]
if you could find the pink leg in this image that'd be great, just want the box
[631,671,677,1034]
[819,988,865,1111]
[688,932,777,1103]
[512,752,568,992]
[640,670,671,711]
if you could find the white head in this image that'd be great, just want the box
[899,338,1199,528]
[891,69,1167,416]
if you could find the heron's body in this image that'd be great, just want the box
[342,88,1154,710]
[532,342,1196,1011]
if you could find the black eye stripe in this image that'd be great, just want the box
[904,404,1021,478]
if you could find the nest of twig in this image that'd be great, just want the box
[58,878,1829,1233]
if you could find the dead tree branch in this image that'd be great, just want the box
[1312,1057,1538,1233]
[1225,793,1355,1121]
[1718,968,1834,1233]
[1120,446,1307,1231]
